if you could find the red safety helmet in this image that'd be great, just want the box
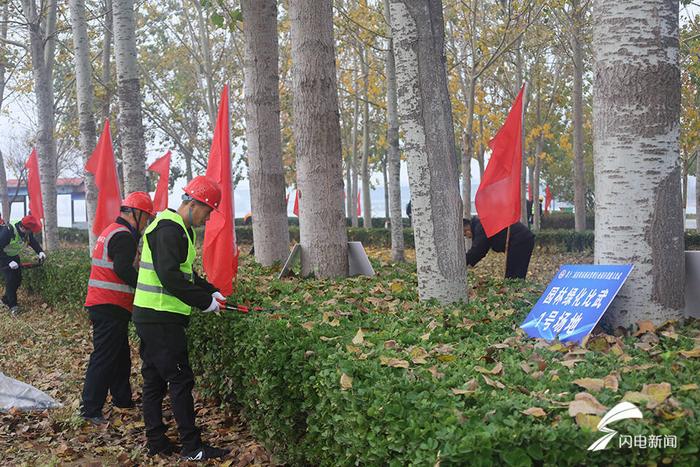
[182,176,221,210]
[21,215,42,233]
[122,192,155,217]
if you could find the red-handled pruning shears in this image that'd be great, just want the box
[218,302,276,314]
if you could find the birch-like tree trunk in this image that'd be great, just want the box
[514,40,528,225]
[100,0,112,122]
[389,0,467,303]
[360,47,372,229]
[22,0,59,250]
[70,0,99,250]
[0,151,9,220]
[572,0,587,231]
[113,0,147,193]
[383,0,405,261]
[0,2,9,220]
[289,0,348,277]
[593,0,684,328]
[697,148,700,233]
[242,0,290,266]
[350,90,360,227]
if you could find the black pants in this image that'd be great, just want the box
[135,322,201,452]
[505,236,535,279]
[81,307,133,417]
[1,265,21,308]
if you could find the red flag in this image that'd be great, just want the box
[85,119,121,236]
[545,185,553,214]
[293,189,300,216]
[356,192,361,217]
[203,86,237,295]
[25,148,44,225]
[148,151,171,212]
[475,85,524,238]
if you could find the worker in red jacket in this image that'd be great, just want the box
[0,214,45,316]
[80,192,154,425]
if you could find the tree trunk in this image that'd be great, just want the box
[22,0,59,250]
[345,152,352,219]
[360,47,372,229]
[382,154,389,221]
[389,0,467,303]
[100,0,113,123]
[697,147,700,233]
[289,0,348,277]
[113,0,147,193]
[572,0,587,232]
[477,114,485,178]
[514,40,528,225]
[384,0,405,262]
[242,0,290,266]
[0,151,9,220]
[350,91,359,227]
[193,0,217,125]
[593,0,684,328]
[533,137,543,231]
[0,3,9,220]
[70,0,99,250]
[682,160,688,213]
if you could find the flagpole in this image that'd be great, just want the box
[226,84,239,292]
[504,225,511,278]
[520,81,528,226]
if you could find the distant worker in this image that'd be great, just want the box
[463,217,535,279]
[406,200,412,225]
[132,176,230,460]
[0,214,45,316]
[81,192,155,425]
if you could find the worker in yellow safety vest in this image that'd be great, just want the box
[132,176,229,461]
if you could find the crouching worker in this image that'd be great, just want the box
[132,176,229,460]
[81,192,155,424]
[464,217,535,279]
[0,214,45,316]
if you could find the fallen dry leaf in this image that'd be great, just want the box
[575,413,602,431]
[680,348,700,358]
[380,356,410,368]
[352,328,365,345]
[340,373,353,390]
[568,392,607,417]
[451,379,478,395]
[427,366,444,379]
[475,362,503,376]
[482,374,505,389]
[521,407,547,418]
[410,347,429,365]
[635,320,656,337]
[384,339,398,349]
[573,378,605,392]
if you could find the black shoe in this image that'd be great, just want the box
[181,444,230,461]
[147,438,179,457]
[82,415,108,425]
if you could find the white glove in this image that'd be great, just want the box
[8,261,19,270]
[38,252,46,262]
[212,291,225,302]
[203,296,221,313]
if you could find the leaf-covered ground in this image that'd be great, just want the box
[0,290,274,466]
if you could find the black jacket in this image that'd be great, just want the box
[465,217,534,267]
[0,222,43,266]
[133,209,217,326]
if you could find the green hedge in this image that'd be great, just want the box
[187,260,700,466]
[22,248,90,311]
[19,251,700,465]
[540,212,595,230]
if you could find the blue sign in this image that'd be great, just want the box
[520,264,634,344]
